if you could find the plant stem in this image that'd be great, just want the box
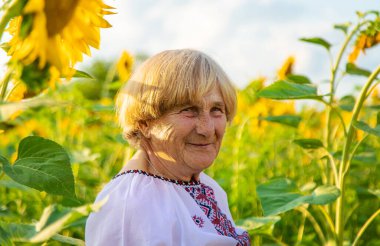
[324,149,339,186]
[335,64,380,245]
[0,69,13,102]
[316,206,337,240]
[325,22,361,148]
[351,208,380,246]
[296,206,327,245]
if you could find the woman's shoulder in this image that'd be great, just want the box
[94,170,171,204]
[85,171,182,245]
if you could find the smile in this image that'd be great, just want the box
[188,143,213,147]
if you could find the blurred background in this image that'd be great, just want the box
[1,0,379,245]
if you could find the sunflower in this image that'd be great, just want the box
[117,50,134,82]
[348,18,380,63]
[348,33,380,63]
[7,0,114,76]
[277,56,295,80]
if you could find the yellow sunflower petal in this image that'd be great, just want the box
[7,0,113,78]
[277,56,295,80]
[23,0,44,13]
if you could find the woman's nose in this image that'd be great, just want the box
[195,114,214,137]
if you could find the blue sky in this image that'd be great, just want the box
[86,0,380,95]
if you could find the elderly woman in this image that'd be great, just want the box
[85,49,250,246]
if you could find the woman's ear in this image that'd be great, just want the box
[138,120,151,139]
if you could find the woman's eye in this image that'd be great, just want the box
[180,107,197,116]
[212,107,224,113]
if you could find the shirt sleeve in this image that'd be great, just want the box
[85,175,181,246]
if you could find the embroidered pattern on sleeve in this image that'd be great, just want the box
[184,184,250,246]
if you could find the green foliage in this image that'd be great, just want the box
[299,37,331,50]
[260,115,302,128]
[339,95,356,111]
[256,9,380,246]
[72,70,94,79]
[334,22,351,35]
[346,63,372,77]
[0,199,106,245]
[0,136,76,198]
[353,120,380,137]
[257,178,340,216]
[257,80,321,100]
[236,216,280,234]
[285,74,312,84]
[293,139,324,149]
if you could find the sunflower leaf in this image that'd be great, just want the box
[299,37,331,50]
[346,63,371,77]
[72,70,94,79]
[286,74,311,84]
[0,225,12,246]
[353,121,380,137]
[293,139,324,149]
[257,80,321,100]
[257,178,340,216]
[236,216,280,234]
[334,23,351,34]
[338,95,355,112]
[1,136,76,198]
[260,115,302,128]
[0,199,106,244]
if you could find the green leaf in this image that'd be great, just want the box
[260,115,302,128]
[21,62,51,93]
[293,139,324,149]
[1,136,76,198]
[334,22,351,34]
[257,80,321,100]
[346,63,371,77]
[33,199,107,243]
[368,105,380,110]
[0,42,10,52]
[72,70,94,79]
[236,216,280,234]
[51,234,85,246]
[356,187,380,199]
[0,222,36,243]
[299,37,331,50]
[257,178,340,216]
[0,199,106,244]
[286,74,311,84]
[0,226,12,246]
[351,152,377,166]
[338,95,355,112]
[0,179,35,192]
[353,121,380,137]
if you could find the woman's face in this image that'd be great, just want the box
[146,86,227,177]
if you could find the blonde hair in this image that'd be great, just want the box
[115,49,236,146]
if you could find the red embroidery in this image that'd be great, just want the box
[192,215,205,228]
[184,184,250,246]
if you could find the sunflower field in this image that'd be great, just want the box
[0,1,379,245]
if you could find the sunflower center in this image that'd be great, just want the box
[44,0,79,37]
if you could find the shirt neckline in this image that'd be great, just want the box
[113,169,201,186]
